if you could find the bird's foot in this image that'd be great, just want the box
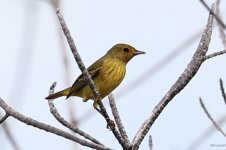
[106,119,115,130]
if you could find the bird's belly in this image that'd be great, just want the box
[82,62,126,101]
[97,64,126,99]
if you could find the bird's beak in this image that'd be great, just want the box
[135,50,146,55]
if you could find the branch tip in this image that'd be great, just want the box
[50,82,57,90]
[199,97,226,137]
[56,8,60,13]
[219,78,226,104]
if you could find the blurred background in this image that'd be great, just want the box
[0,0,226,149]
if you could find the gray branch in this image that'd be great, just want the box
[47,82,104,145]
[0,114,9,124]
[56,8,99,99]
[131,4,216,149]
[108,93,130,147]
[199,98,226,137]
[204,49,226,60]
[185,114,226,149]
[200,0,226,29]
[0,97,109,150]
[220,78,226,104]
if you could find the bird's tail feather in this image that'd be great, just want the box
[45,87,70,100]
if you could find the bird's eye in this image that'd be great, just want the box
[123,48,129,53]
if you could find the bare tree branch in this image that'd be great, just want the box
[186,114,226,150]
[219,78,226,104]
[199,98,226,137]
[187,78,226,149]
[108,94,130,147]
[200,0,226,29]
[56,8,107,119]
[55,8,126,148]
[204,49,226,60]
[49,0,78,126]
[131,4,216,149]
[0,97,109,150]
[0,114,9,124]
[56,8,99,100]
[47,82,104,145]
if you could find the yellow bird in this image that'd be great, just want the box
[46,43,145,105]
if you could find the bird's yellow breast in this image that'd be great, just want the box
[81,58,126,101]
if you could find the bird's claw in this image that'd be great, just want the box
[106,120,115,130]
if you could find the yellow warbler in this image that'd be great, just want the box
[46,43,145,105]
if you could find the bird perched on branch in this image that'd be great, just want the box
[46,43,145,107]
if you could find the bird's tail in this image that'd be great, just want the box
[45,87,70,100]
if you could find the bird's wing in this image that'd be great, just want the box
[66,59,103,98]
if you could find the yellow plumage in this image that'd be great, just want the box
[45,43,145,103]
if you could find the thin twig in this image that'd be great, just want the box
[216,0,226,48]
[219,78,226,104]
[131,5,215,149]
[56,8,108,119]
[204,49,226,60]
[199,0,226,29]
[108,94,130,147]
[55,8,126,148]
[185,114,226,150]
[56,8,99,99]
[0,114,9,124]
[47,82,104,145]
[199,98,226,137]
[148,135,153,150]
[50,0,78,126]
[0,97,109,150]
[51,3,79,150]
[187,79,226,149]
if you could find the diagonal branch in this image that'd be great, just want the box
[108,94,130,147]
[0,114,9,124]
[55,8,126,148]
[56,8,99,99]
[219,78,226,104]
[131,4,215,149]
[187,79,226,149]
[50,0,78,129]
[200,0,226,29]
[185,114,226,149]
[199,98,226,137]
[0,97,109,150]
[47,82,104,145]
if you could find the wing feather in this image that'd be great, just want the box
[66,59,103,99]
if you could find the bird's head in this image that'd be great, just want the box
[107,43,145,63]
